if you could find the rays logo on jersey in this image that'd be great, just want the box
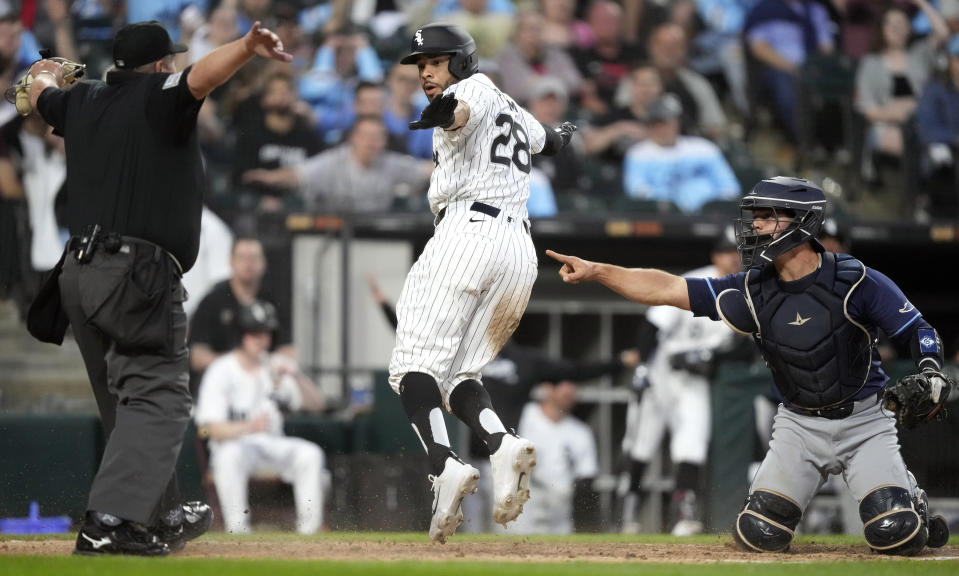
[414,30,424,46]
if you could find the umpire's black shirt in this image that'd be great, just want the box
[37,67,205,271]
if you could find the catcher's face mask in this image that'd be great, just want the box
[735,177,827,268]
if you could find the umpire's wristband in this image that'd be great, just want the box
[540,122,564,156]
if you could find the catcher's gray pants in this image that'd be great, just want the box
[59,253,191,526]
[749,395,916,518]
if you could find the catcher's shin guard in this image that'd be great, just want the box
[859,486,927,556]
[734,490,801,552]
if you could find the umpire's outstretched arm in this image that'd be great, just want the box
[188,21,293,99]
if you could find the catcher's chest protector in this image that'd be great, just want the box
[747,253,874,409]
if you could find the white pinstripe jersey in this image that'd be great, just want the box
[428,73,547,217]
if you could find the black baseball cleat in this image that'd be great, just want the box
[155,501,214,552]
[74,514,170,557]
[928,514,950,548]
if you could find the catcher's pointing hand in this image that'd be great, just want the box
[546,250,596,284]
[557,121,577,147]
[410,92,457,130]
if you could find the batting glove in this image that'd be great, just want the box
[410,92,458,130]
[556,121,577,148]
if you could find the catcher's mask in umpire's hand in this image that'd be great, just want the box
[400,23,478,80]
[736,176,827,268]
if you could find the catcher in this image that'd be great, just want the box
[549,176,952,556]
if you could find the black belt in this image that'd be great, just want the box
[786,390,881,420]
[68,228,183,276]
[436,201,501,225]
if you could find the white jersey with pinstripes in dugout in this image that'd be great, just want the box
[389,72,547,405]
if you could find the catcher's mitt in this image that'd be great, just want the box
[882,369,954,430]
[4,50,86,116]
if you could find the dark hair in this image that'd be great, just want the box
[231,235,263,255]
[354,80,385,96]
[871,5,912,54]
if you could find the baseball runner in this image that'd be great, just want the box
[548,176,951,555]
[620,233,745,536]
[388,23,577,543]
[194,301,326,534]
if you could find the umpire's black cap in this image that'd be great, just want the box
[400,23,478,79]
[237,300,280,334]
[114,21,188,69]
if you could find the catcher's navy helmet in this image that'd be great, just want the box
[400,23,478,80]
[736,176,827,267]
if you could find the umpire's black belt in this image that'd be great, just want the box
[68,232,183,277]
[786,390,881,420]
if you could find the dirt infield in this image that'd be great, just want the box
[2,538,958,562]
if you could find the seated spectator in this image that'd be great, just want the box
[539,0,593,50]
[688,0,755,117]
[383,64,433,159]
[916,34,959,216]
[496,8,582,106]
[573,0,645,116]
[187,3,240,64]
[299,25,384,146]
[743,0,836,140]
[189,237,295,390]
[648,22,727,140]
[511,380,598,535]
[243,115,432,213]
[445,0,516,59]
[855,0,949,181]
[582,62,662,179]
[232,72,324,213]
[623,94,740,212]
[528,77,589,206]
[194,300,326,535]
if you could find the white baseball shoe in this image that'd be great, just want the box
[671,519,704,537]
[490,434,536,527]
[428,458,480,544]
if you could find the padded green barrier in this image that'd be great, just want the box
[706,361,773,533]
[0,415,102,523]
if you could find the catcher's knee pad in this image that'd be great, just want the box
[859,486,927,556]
[734,490,801,552]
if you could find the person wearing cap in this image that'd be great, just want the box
[194,299,326,535]
[916,33,959,216]
[23,19,292,556]
[622,92,740,213]
[618,228,748,536]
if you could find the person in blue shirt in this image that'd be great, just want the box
[546,176,950,556]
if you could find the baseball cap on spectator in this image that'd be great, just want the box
[531,76,568,107]
[948,34,959,57]
[113,21,188,69]
[713,225,738,253]
[643,92,682,124]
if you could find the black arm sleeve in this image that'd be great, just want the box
[381,302,398,330]
[539,122,564,156]
[906,319,944,371]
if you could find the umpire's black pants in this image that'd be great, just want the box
[58,245,191,526]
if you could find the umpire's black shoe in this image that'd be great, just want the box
[155,501,214,552]
[928,514,950,548]
[74,514,170,557]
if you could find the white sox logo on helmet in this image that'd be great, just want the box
[415,30,424,46]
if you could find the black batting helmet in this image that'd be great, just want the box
[400,23,478,80]
[736,176,827,267]
[237,300,280,334]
